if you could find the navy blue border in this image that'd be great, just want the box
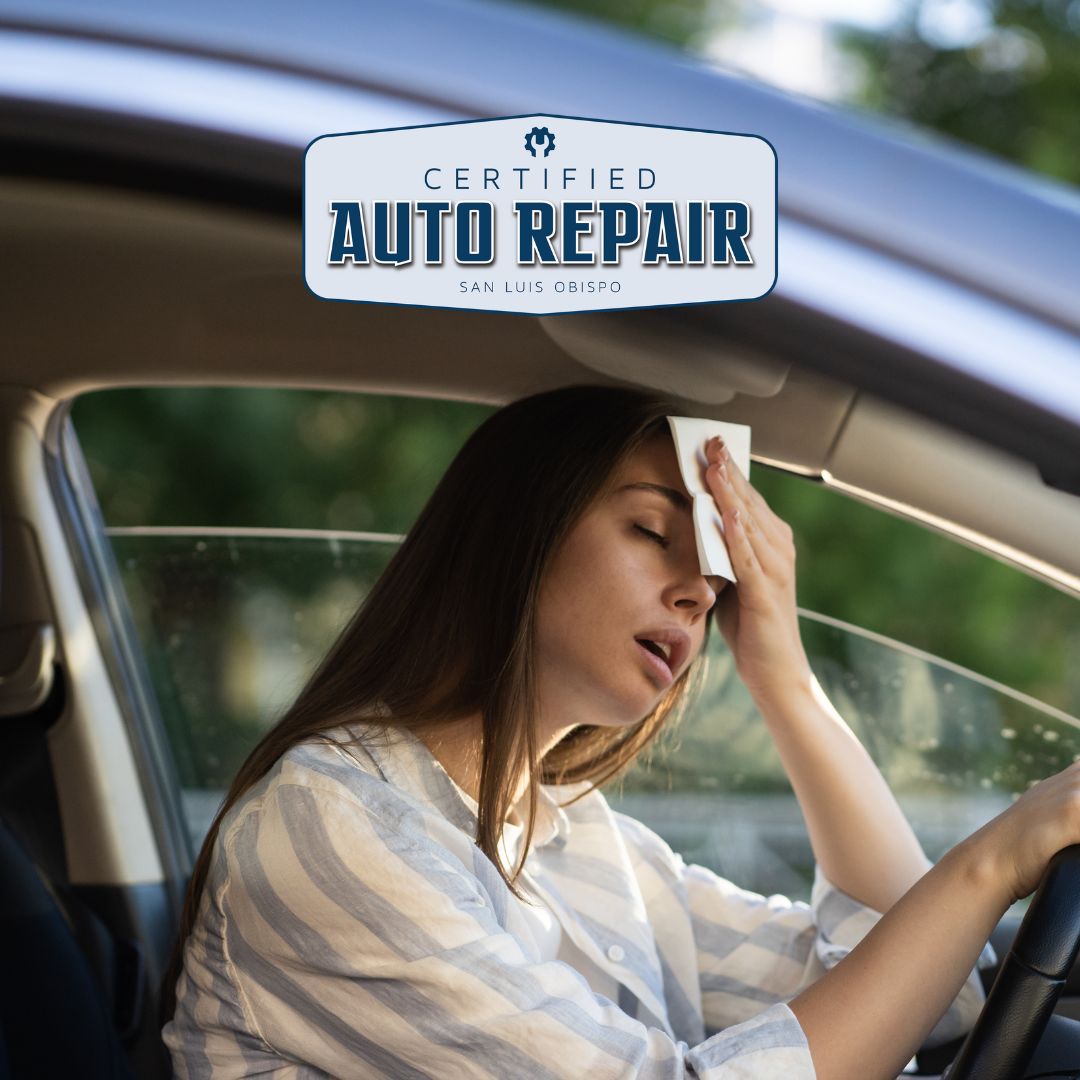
[301,112,778,317]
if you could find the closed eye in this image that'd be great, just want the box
[634,524,670,549]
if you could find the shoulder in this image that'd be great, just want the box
[218,726,461,869]
[584,787,681,864]
[214,728,487,914]
[228,726,393,807]
[551,782,686,880]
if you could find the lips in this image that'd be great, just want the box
[633,627,691,687]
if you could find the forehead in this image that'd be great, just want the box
[607,434,691,503]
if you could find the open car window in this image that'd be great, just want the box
[69,388,1080,903]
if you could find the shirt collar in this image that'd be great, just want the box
[342,721,573,852]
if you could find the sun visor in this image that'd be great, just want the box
[539,309,790,404]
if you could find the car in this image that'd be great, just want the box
[1,1,1079,1077]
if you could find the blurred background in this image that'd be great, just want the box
[68,0,1080,900]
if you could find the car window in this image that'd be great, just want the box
[71,388,1080,901]
[108,531,398,843]
[610,610,1078,908]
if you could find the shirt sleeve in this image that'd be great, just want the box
[688,852,997,1049]
[810,862,997,1049]
[217,775,819,1079]
[613,811,995,1052]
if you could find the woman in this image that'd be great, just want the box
[163,384,1073,1078]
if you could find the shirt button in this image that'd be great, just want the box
[606,945,625,963]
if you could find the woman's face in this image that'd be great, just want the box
[534,433,726,737]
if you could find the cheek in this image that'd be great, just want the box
[558,546,643,621]
[538,531,637,644]
[546,521,618,592]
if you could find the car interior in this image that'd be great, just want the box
[2,110,1080,1080]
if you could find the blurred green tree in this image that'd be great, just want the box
[73,388,492,534]
[840,0,1080,184]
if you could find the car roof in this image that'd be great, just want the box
[5,0,1079,336]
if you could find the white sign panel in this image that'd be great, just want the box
[304,114,777,315]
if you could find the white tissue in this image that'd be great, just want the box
[666,416,752,584]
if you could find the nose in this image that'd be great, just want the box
[671,570,720,615]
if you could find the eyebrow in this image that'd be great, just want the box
[615,482,691,512]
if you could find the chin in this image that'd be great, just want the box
[607,687,667,727]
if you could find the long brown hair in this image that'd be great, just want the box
[162,383,713,1022]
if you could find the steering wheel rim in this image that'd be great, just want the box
[945,844,1080,1080]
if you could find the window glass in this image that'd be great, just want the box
[72,387,494,533]
[610,612,1079,906]
[110,532,397,844]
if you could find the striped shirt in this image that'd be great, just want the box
[164,723,998,1078]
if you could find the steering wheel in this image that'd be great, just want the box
[945,845,1080,1079]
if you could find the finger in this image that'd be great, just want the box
[705,437,766,522]
[743,492,793,576]
[731,488,790,579]
[703,460,761,577]
[705,456,786,577]
[708,437,776,523]
[704,457,747,535]
[721,503,769,600]
[725,454,784,541]
[712,439,794,552]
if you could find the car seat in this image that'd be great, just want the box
[0,659,139,1079]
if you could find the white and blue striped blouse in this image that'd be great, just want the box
[164,723,997,1078]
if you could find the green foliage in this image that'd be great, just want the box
[73,388,494,533]
[839,0,1080,185]
[521,0,1080,186]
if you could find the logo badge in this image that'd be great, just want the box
[304,114,777,314]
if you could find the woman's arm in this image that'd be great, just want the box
[752,675,931,914]
[786,741,1080,1080]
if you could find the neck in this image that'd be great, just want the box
[412,711,574,823]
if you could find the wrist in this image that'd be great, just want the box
[944,833,1016,910]
[748,664,818,719]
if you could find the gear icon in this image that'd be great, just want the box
[524,126,555,158]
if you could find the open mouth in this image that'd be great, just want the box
[633,628,691,689]
[638,638,671,665]
[635,637,674,685]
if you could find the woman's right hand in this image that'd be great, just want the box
[959,757,1080,903]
